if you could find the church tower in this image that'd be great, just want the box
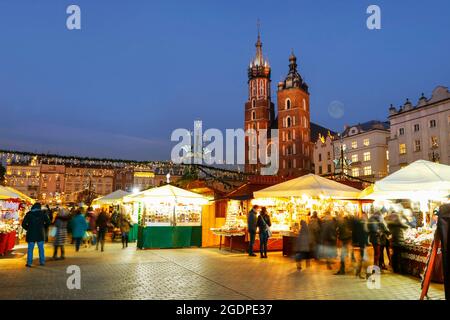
[244,27,275,174]
[277,51,312,177]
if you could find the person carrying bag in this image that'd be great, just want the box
[257,207,272,258]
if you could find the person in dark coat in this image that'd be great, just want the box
[352,213,369,278]
[379,213,392,270]
[335,211,353,275]
[368,211,389,268]
[247,205,259,257]
[308,211,321,260]
[436,203,450,300]
[295,220,311,271]
[257,207,272,258]
[21,203,51,267]
[386,211,410,274]
[53,209,69,260]
[320,212,337,270]
[96,210,109,252]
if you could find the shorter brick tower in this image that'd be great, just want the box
[277,51,312,177]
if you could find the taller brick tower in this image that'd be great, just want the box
[244,28,275,174]
[277,51,312,177]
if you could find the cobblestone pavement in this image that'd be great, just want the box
[0,243,445,300]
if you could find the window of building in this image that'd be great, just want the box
[414,140,421,152]
[327,164,332,173]
[286,99,291,110]
[327,152,331,160]
[352,168,359,177]
[318,166,323,175]
[363,166,372,176]
[251,111,256,120]
[363,139,370,146]
[351,141,357,149]
[286,117,292,128]
[431,136,439,147]
[351,154,358,163]
[303,99,306,110]
[303,117,308,128]
[430,119,437,128]
[414,124,420,132]
[387,165,390,173]
[399,143,407,155]
[318,154,322,162]
[386,150,389,160]
[293,159,296,168]
[363,152,371,162]
[293,144,296,155]
[252,99,256,108]
[399,128,405,136]
[287,131,291,141]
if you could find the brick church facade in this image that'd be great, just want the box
[244,30,328,178]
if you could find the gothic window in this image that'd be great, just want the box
[286,117,292,128]
[303,99,307,110]
[252,111,256,120]
[252,81,256,97]
[259,80,264,96]
[286,99,291,110]
[252,99,256,108]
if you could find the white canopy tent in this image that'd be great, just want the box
[123,184,208,205]
[253,173,361,200]
[361,160,450,200]
[91,190,130,207]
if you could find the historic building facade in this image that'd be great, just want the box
[244,31,322,178]
[388,86,450,173]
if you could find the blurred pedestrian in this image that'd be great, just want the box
[386,211,410,273]
[53,209,69,260]
[70,209,88,252]
[320,212,337,270]
[247,205,259,257]
[352,212,369,278]
[257,207,272,258]
[308,211,321,260]
[335,211,353,275]
[22,203,50,267]
[119,213,132,249]
[368,211,389,269]
[379,214,391,270]
[295,220,311,271]
[96,210,109,252]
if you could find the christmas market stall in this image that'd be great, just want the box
[0,186,35,255]
[253,174,361,256]
[123,184,209,249]
[361,160,450,282]
[210,176,285,252]
[91,190,139,241]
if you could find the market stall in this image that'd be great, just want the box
[92,190,138,242]
[237,174,362,255]
[0,186,34,255]
[123,184,209,249]
[361,160,450,282]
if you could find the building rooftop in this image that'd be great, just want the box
[341,120,389,138]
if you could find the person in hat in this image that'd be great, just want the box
[22,203,51,267]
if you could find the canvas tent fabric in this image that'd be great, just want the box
[92,190,130,206]
[124,184,208,205]
[0,186,35,203]
[362,160,450,200]
[253,174,361,199]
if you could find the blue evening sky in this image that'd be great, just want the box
[0,0,449,160]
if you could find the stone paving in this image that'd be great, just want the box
[0,242,445,300]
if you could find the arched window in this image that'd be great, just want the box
[303,99,306,110]
[252,99,256,108]
[286,116,292,128]
[252,81,256,96]
[286,98,291,110]
[259,80,264,96]
[251,111,256,120]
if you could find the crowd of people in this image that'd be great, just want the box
[21,202,132,267]
[247,204,421,277]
